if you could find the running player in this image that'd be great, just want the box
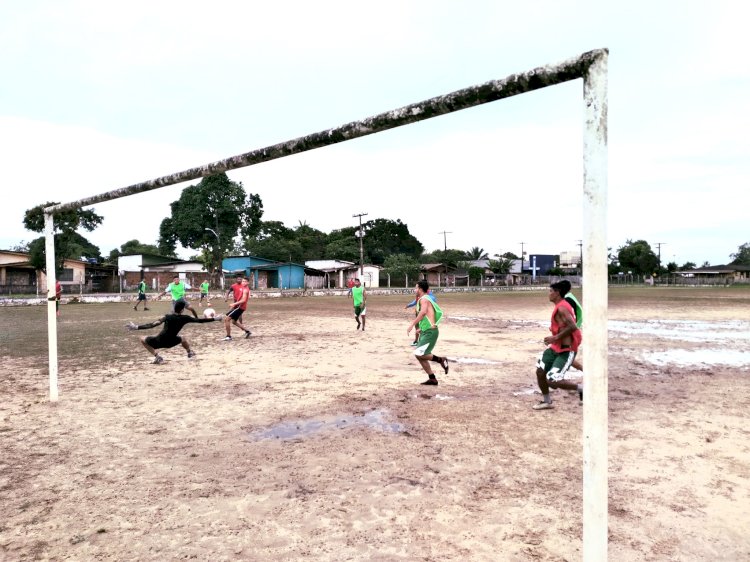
[349,278,367,330]
[532,280,583,410]
[161,276,198,318]
[407,280,449,385]
[134,278,149,311]
[223,277,251,341]
[126,299,223,364]
[199,279,210,307]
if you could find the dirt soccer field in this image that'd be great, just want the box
[1,287,749,561]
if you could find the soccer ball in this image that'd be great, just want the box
[203,307,216,319]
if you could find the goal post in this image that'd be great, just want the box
[44,48,608,560]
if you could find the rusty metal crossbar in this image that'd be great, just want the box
[45,48,605,215]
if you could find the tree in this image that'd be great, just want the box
[294,223,328,261]
[466,247,489,260]
[382,253,421,286]
[680,261,696,270]
[468,266,484,285]
[358,219,424,265]
[487,256,514,274]
[243,221,303,262]
[666,261,678,273]
[324,232,360,263]
[27,232,101,271]
[159,173,263,280]
[23,202,104,272]
[730,242,750,265]
[617,240,659,276]
[106,239,166,265]
[500,251,519,260]
[421,249,466,268]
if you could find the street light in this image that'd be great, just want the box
[204,227,224,290]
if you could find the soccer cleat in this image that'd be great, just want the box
[440,357,449,375]
[244,330,252,339]
[144,307,149,311]
[222,336,232,341]
[410,342,418,347]
[578,389,583,402]
[532,401,553,410]
[152,355,164,365]
[420,378,438,386]
[187,351,196,358]
[133,306,137,310]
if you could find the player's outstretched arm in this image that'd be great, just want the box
[126,318,164,331]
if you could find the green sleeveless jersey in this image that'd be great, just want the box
[168,282,185,300]
[417,295,443,331]
[351,286,364,307]
[564,293,583,328]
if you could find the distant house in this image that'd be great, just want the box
[224,255,326,290]
[0,250,90,294]
[117,254,209,291]
[305,260,381,288]
[675,264,750,283]
[420,263,455,287]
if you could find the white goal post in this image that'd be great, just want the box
[43,48,608,560]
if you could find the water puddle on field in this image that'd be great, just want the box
[643,349,750,368]
[248,409,406,441]
[451,357,500,365]
[609,320,750,343]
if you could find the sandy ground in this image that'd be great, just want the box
[1,289,749,561]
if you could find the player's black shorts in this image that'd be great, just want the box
[145,334,182,349]
[228,307,244,321]
[138,293,146,301]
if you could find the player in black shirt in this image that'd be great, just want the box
[127,299,223,364]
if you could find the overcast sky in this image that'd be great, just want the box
[1,1,747,266]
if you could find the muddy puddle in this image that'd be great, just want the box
[248,408,406,441]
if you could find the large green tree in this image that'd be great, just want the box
[730,242,750,265]
[243,221,304,262]
[159,173,263,278]
[324,228,360,263]
[617,240,660,276]
[351,219,423,265]
[23,202,104,271]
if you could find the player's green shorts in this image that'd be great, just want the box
[414,327,439,356]
[354,305,365,316]
[537,348,576,382]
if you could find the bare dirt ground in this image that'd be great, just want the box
[1,287,749,561]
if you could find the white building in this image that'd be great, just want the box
[305,260,381,288]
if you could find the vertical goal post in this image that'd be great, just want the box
[44,48,608,560]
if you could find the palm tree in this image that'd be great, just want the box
[466,246,489,260]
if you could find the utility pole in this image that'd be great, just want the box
[439,230,452,251]
[520,242,525,273]
[655,242,666,270]
[353,212,368,277]
[577,239,583,273]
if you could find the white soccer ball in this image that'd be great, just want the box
[203,307,216,319]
